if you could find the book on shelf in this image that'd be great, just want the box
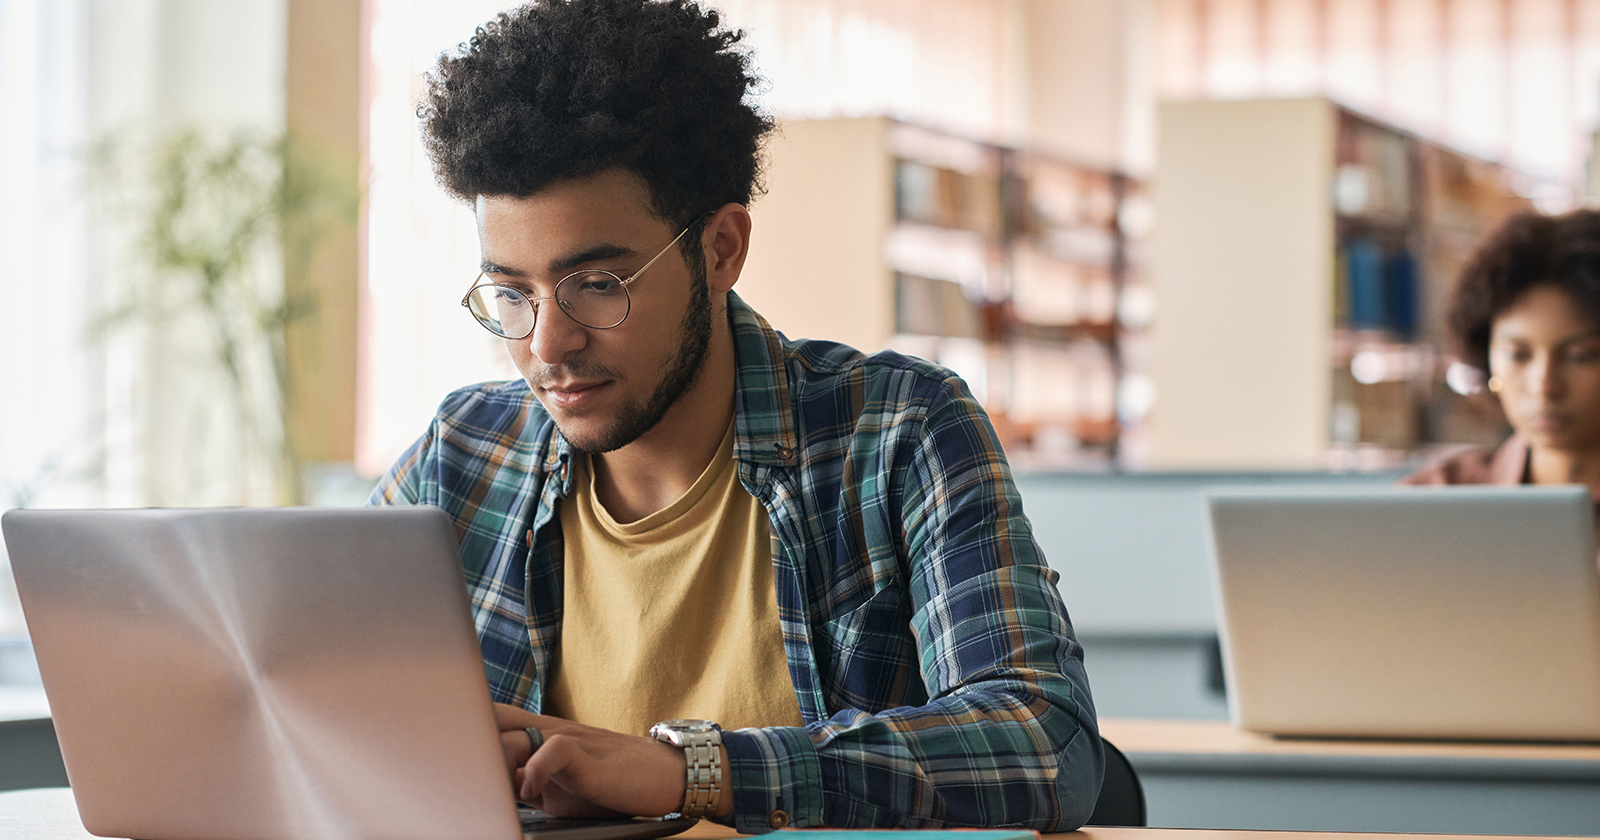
[894,159,1003,237]
[1334,115,1414,223]
[1384,249,1418,339]
[894,272,981,340]
[1338,238,1420,339]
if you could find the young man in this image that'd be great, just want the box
[371,0,1103,831]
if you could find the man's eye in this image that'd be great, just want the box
[576,275,623,295]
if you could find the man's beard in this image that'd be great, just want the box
[550,272,713,455]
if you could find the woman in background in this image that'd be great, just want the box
[1405,209,1600,535]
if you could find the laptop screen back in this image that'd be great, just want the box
[3,506,523,840]
[1207,485,1600,742]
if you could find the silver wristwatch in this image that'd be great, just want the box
[649,719,722,819]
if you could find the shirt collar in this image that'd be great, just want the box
[727,291,799,467]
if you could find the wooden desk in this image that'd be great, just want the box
[3,787,1595,840]
[1101,718,1600,837]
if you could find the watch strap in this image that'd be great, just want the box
[650,720,722,820]
[678,726,721,819]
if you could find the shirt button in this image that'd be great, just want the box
[768,810,790,829]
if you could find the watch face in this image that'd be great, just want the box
[655,719,716,734]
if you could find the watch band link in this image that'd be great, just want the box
[679,728,721,819]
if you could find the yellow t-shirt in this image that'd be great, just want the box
[544,422,805,734]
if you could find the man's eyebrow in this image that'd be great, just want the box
[549,243,636,273]
[479,259,525,277]
[479,243,639,279]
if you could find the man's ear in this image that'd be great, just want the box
[702,204,752,295]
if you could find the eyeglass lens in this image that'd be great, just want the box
[464,270,632,338]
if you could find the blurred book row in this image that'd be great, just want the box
[1330,110,1534,461]
[883,122,1151,468]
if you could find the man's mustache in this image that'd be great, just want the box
[531,359,625,387]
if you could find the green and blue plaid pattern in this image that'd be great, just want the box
[370,292,1102,832]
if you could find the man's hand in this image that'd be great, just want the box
[493,703,730,820]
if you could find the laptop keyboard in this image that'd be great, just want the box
[515,809,697,840]
[519,809,666,832]
[519,810,616,830]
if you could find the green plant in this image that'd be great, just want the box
[92,126,359,505]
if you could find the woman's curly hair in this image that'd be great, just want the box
[419,0,773,229]
[1450,208,1600,370]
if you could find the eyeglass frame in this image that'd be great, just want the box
[459,217,704,339]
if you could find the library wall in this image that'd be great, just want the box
[1016,0,1155,175]
[1019,0,1131,169]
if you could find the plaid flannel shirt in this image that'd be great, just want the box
[369,292,1103,833]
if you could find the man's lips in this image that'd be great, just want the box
[540,380,610,409]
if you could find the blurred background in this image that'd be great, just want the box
[3,0,1599,715]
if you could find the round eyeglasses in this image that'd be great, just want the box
[460,222,699,339]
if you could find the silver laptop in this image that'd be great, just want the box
[1206,485,1600,742]
[2,506,694,840]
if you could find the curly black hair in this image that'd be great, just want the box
[419,0,774,232]
[1449,208,1600,370]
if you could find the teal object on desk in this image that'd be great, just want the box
[774,825,1036,832]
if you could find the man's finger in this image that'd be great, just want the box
[521,732,581,803]
[494,702,540,730]
[515,769,544,812]
[500,729,534,775]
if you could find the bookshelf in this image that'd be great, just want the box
[1149,98,1530,470]
[738,118,1147,468]
[1005,151,1152,463]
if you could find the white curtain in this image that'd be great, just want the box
[0,0,287,653]
[0,0,89,646]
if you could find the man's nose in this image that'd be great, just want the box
[529,302,588,365]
